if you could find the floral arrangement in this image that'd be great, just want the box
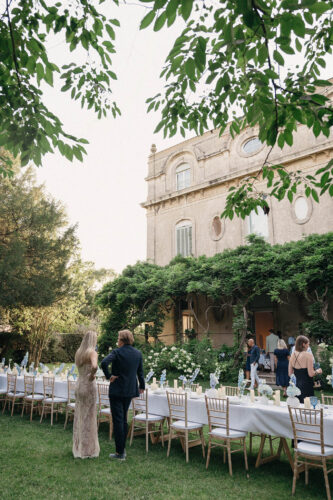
[210,372,219,389]
[286,381,301,398]
[258,383,273,397]
[159,369,166,386]
[68,364,76,378]
[39,362,49,373]
[21,352,29,368]
[14,363,22,376]
[145,370,154,383]
[54,363,65,376]
[29,362,35,374]
[188,367,200,384]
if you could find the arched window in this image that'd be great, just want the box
[242,137,262,155]
[176,220,192,257]
[248,207,269,238]
[294,196,309,221]
[176,163,190,191]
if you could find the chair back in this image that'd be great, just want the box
[42,376,55,398]
[7,373,17,393]
[24,375,35,395]
[321,393,333,406]
[205,396,230,435]
[97,382,110,409]
[288,407,324,455]
[167,391,187,426]
[224,386,239,397]
[132,389,148,417]
[67,380,76,402]
[190,383,198,392]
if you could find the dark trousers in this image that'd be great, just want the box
[109,396,132,454]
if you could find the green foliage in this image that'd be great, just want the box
[0,0,121,174]
[0,168,78,307]
[142,0,333,217]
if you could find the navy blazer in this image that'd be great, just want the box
[250,345,260,365]
[101,345,145,398]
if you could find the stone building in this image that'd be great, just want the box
[141,82,333,348]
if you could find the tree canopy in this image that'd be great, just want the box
[1,0,332,217]
[96,232,333,348]
[142,0,333,217]
[0,167,78,307]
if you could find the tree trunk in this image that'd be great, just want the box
[174,298,183,343]
[233,304,248,366]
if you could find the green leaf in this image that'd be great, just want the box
[309,2,331,14]
[273,50,284,65]
[284,129,293,146]
[311,189,319,202]
[185,58,196,80]
[154,12,167,31]
[181,0,194,21]
[140,10,155,30]
[106,24,115,40]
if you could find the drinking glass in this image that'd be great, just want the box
[310,396,318,409]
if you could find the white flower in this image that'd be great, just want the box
[171,346,176,351]
[319,343,327,349]
[154,353,159,356]
[148,356,152,359]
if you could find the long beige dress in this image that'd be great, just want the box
[73,363,100,458]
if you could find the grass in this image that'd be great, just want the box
[0,407,331,500]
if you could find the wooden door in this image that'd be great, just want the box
[254,311,274,349]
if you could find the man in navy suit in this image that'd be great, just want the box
[101,329,145,461]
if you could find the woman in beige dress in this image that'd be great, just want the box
[73,330,100,458]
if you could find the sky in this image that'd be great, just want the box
[35,4,185,274]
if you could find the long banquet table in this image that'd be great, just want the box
[2,374,333,468]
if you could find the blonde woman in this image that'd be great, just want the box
[274,339,290,397]
[73,330,100,458]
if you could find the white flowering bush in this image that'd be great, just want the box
[141,339,218,379]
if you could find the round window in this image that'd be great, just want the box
[294,197,308,221]
[242,137,262,155]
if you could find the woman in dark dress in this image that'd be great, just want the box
[288,335,322,403]
[245,343,252,381]
[274,339,290,397]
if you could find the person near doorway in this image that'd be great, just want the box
[248,338,260,389]
[266,329,279,373]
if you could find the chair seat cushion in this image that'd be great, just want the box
[100,408,111,415]
[7,392,25,397]
[210,427,247,439]
[134,413,164,422]
[25,394,44,401]
[43,397,67,403]
[296,441,333,457]
[67,402,75,409]
[171,420,202,430]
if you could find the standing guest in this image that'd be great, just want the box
[288,335,322,403]
[266,329,279,373]
[101,329,145,461]
[248,338,260,389]
[73,330,100,459]
[274,339,290,397]
[245,343,253,381]
[277,330,282,339]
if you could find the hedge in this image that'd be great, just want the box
[0,331,84,364]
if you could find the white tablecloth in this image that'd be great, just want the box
[0,373,71,399]
[147,392,333,446]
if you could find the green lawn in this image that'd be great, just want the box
[0,408,330,500]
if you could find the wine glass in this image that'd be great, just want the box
[314,362,321,370]
[310,396,318,409]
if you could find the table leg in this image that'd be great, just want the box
[255,435,294,471]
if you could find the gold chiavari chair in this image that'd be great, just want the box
[129,389,165,452]
[97,382,113,440]
[2,373,25,416]
[224,386,240,397]
[64,380,76,429]
[166,391,205,463]
[321,394,333,407]
[21,375,44,421]
[205,396,248,476]
[40,376,67,425]
[289,407,333,500]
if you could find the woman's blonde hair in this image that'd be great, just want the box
[277,339,287,350]
[75,330,97,367]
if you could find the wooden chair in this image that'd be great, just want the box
[40,376,67,425]
[2,374,25,416]
[321,394,333,406]
[129,389,165,452]
[97,382,113,440]
[224,386,240,397]
[166,391,205,463]
[288,406,333,500]
[21,375,44,421]
[64,380,76,429]
[205,396,248,476]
